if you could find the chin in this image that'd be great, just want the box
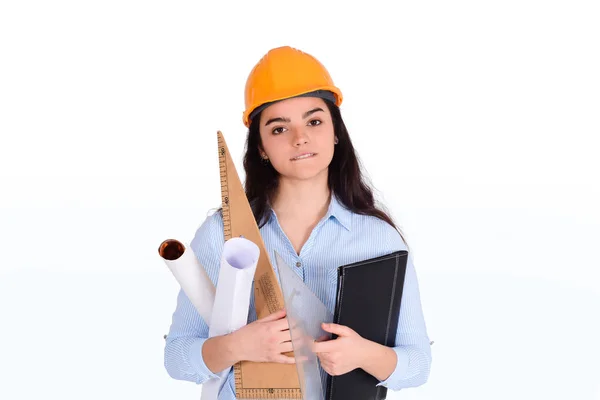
[282,165,329,182]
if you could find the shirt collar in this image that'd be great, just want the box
[325,193,352,231]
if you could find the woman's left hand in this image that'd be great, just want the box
[312,322,368,376]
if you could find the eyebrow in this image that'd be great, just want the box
[264,107,325,126]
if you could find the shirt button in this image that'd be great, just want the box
[296,261,302,268]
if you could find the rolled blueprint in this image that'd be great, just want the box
[201,236,260,400]
[158,239,215,323]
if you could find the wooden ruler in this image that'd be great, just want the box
[217,131,302,399]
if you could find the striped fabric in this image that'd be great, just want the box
[164,194,432,398]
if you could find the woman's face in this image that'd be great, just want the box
[258,96,337,182]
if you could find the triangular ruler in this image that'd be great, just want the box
[275,251,332,400]
[217,131,302,399]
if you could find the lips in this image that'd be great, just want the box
[291,153,316,161]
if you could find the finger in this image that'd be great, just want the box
[310,334,331,353]
[321,322,353,336]
[318,356,331,367]
[273,354,296,364]
[287,319,303,332]
[275,329,292,343]
[295,355,309,363]
[315,333,330,342]
[271,317,291,332]
[312,339,337,354]
[316,354,331,367]
[277,340,294,353]
[259,309,286,322]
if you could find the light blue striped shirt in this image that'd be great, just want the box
[164,194,432,398]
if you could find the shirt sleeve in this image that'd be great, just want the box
[163,210,224,384]
[376,251,433,390]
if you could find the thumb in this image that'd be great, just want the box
[259,308,286,322]
[315,333,330,343]
[322,322,354,336]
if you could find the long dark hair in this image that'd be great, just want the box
[242,99,409,248]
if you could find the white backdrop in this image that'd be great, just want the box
[1,1,599,399]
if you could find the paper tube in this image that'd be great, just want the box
[201,236,260,400]
[158,239,216,324]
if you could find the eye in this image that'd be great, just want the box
[308,119,321,127]
[272,127,287,135]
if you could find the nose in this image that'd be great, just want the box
[291,127,309,147]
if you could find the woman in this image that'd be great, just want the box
[164,46,432,398]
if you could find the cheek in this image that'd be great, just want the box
[317,131,336,153]
[318,124,335,143]
[259,133,279,155]
[263,136,287,158]
[261,137,291,169]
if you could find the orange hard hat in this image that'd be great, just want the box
[242,46,343,127]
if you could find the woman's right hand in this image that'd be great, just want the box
[230,309,295,364]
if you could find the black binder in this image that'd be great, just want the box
[325,250,408,400]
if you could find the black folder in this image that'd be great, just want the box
[325,250,408,400]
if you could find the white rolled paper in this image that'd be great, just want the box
[201,236,260,400]
[158,239,216,324]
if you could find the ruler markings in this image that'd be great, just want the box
[216,131,301,399]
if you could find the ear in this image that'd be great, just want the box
[334,136,339,144]
[259,149,269,160]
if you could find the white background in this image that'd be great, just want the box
[1,0,599,399]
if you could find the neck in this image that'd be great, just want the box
[271,172,331,222]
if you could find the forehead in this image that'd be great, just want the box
[260,96,328,119]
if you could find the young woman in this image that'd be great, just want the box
[164,46,432,398]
